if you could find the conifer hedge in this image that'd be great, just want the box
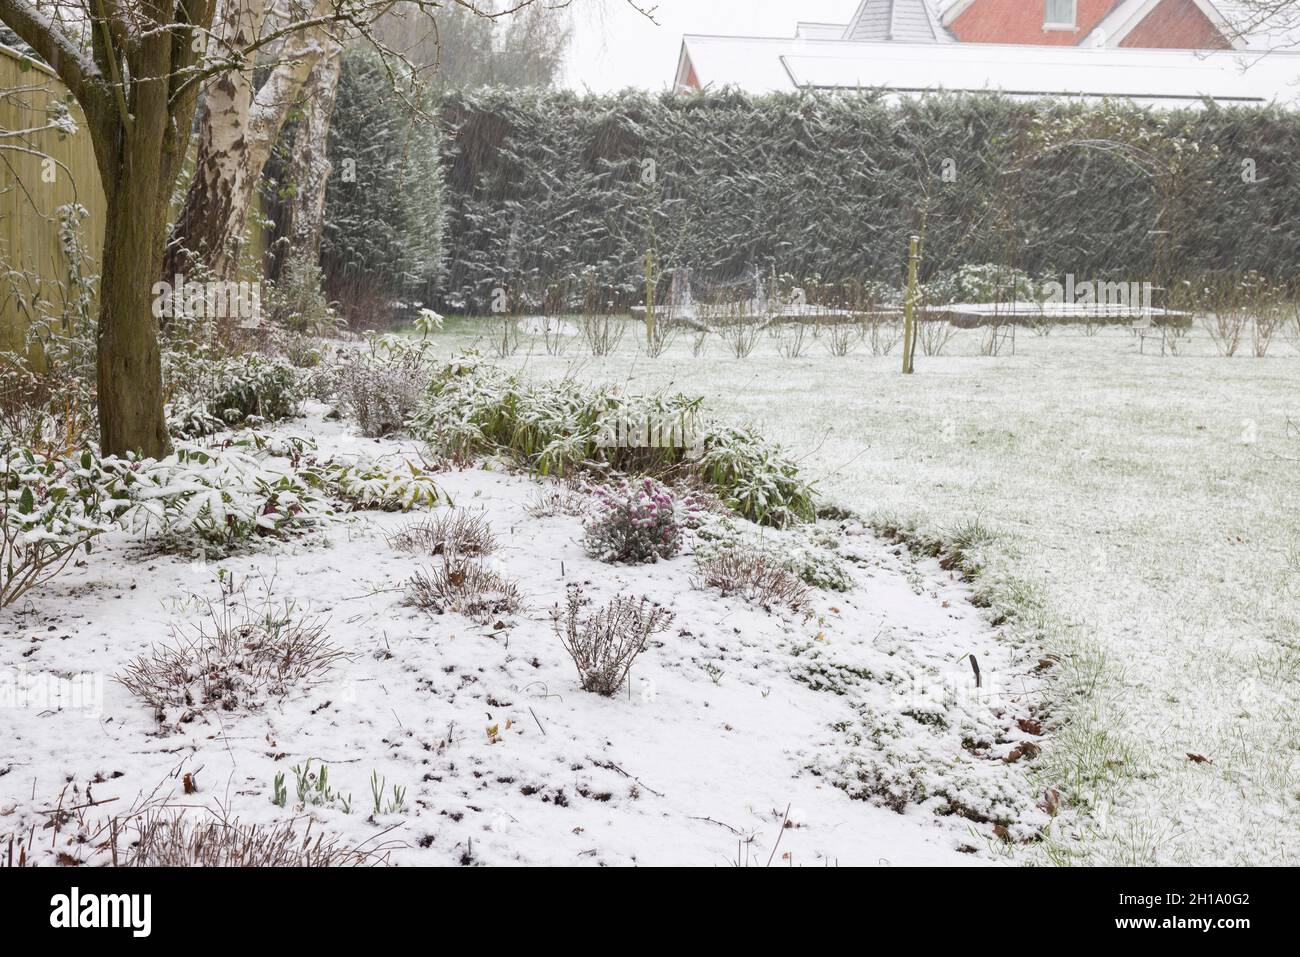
[436,89,1300,313]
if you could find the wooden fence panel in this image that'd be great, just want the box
[0,43,107,356]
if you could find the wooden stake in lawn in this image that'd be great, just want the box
[645,247,657,350]
[902,235,920,374]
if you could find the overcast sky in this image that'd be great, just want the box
[563,0,855,92]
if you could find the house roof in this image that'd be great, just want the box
[1085,0,1238,48]
[676,32,1300,106]
[842,0,954,43]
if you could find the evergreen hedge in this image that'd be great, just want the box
[321,47,447,322]
[436,89,1300,312]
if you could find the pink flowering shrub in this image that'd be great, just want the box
[582,477,693,564]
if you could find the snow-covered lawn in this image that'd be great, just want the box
[2,407,1045,866]
[437,318,1300,866]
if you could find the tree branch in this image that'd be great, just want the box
[0,0,103,106]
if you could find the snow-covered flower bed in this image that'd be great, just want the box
[0,404,1047,866]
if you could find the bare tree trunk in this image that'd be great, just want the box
[97,174,172,458]
[165,0,331,281]
[283,29,343,261]
[96,27,203,457]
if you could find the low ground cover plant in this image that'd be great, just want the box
[406,553,522,624]
[693,545,813,616]
[387,509,496,556]
[314,457,447,512]
[583,477,692,564]
[552,585,674,696]
[116,593,346,722]
[119,444,333,553]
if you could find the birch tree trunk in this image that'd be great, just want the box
[282,27,343,263]
[165,0,331,281]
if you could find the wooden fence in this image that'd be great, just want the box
[0,43,106,357]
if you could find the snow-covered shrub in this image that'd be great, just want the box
[696,426,816,529]
[315,458,446,512]
[552,585,673,696]
[525,481,591,519]
[119,445,332,552]
[583,477,692,564]
[333,338,434,437]
[406,554,521,624]
[693,546,812,616]
[263,247,339,335]
[413,355,702,475]
[953,264,1034,304]
[387,509,496,557]
[166,398,226,439]
[413,357,815,527]
[168,353,306,427]
[116,597,346,723]
[693,515,851,592]
[0,446,126,606]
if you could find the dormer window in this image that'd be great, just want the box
[1045,0,1077,29]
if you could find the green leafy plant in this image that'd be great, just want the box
[412,356,815,527]
[0,445,127,606]
[370,771,406,815]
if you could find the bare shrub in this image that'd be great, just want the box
[116,811,387,867]
[387,509,496,557]
[491,318,521,358]
[542,318,571,356]
[694,547,812,615]
[1251,306,1285,358]
[1202,277,1249,357]
[918,319,957,357]
[334,346,431,437]
[407,554,522,624]
[1204,310,1247,357]
[822,319,861,357]
[776,322,809,358]
[865,317,902,356]
[979,322,1015,357]
[582,315,626,356]
[1027,314,1055,337]
[690,330,710,357]
[116,595,346,719]
[644,319,679,358]
[525,482,590,519]
[717,317,764,358]
[712,298,766,358]
[552,585,673,696]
